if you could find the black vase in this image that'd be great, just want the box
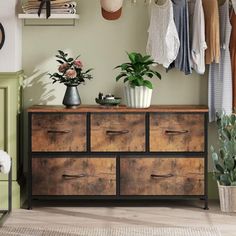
[63,85,81,108]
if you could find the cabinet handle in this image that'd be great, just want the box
[106,130,129,135]
[47,130,71,134]
[62,174,86,179]
[150,174,174,178]
[165,130,189,135]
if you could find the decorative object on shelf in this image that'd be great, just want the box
[49,50,93,108]
[21,0,78,18]
[0,23,5,50]
[211,113,236,212]
[100,0,123,20]
[95,92,121,106]
[115,52,161,108]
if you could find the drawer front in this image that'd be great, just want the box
[120,157,204,195]
[32,157,116,195]
[150,113,205,152]
[90,113,146,152]
[31,114,86,152]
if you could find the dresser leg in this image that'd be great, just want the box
[204,199,209,210]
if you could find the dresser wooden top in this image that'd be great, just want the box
[28,105,209,113]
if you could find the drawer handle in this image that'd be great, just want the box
[62,174,86,179]
[165,130,189,135]
[106,130,129,135]
[150,174,174,179]
[47,130,71,134]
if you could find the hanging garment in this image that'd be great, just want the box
[208,0,232,122]
[168,0,192,75]
[230,10,236,109]
[146,0,180,68]
[188,0,207,74]
[202,0,220,64]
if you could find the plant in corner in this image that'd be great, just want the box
[211,113,236,212]
[115,52,161,108]
[49,50,93,108]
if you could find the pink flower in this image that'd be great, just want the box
[65,69,77,79]
[74,60,83,69]
[58,63,69,73]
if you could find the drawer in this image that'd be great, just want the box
[120,157,204,195]
[32,157,116,195]
[150,113,205,152]
[31,114,86,152]
[90,113,145,152]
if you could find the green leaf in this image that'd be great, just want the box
[212,152,218,162]
[56,60,64,64]
[215,163,224,174]
[116,73,127,82]
[225,157,235,171]
[231,182,236,186]
[67,58,74,62]
[143,80,153,89]
[127,52,136,63]
[58,50,65,56]
[220,174,231,186]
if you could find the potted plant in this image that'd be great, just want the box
[211,113,236,212]
[49,50,93,108]
[115,52,161,108]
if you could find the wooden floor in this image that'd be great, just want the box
[3,200,236,236]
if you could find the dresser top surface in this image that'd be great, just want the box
[28,105,209,113]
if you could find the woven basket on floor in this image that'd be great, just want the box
[218,181,236,212]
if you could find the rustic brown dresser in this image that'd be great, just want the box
[28,105,209,209]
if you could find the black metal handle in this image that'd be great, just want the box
[106,130,129,135]
[150,174,174,178]
[165,130,189,135]
[62,174,86,179]
[47,130,71,134]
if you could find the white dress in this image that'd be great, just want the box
[208,0,232,122]
[146,0,180,68]
[189,0,207,74]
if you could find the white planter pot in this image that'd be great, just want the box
[218,182,236,212]
[124,85,152,108]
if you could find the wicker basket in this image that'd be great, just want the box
[218,182,236,212]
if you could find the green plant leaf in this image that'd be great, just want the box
[225,157,235,171]
[58,50,65,56]
[143,80,153,89]
[231,181,236,186]
[220,174,231,186]
[215,163,224,174]
[127,52,136,63]
[116,73,127,82]
[212,152,218,162]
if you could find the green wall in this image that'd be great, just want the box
[21,0,218,199]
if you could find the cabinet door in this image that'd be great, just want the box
[32,157,116,195]
[90,113,146,152]
[150,113,205,152]
[31,114,87,152]
[120,157,204,195]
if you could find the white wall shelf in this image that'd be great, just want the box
[18,14,79,26]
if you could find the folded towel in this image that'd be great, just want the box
[23,8,76,14]
[23,1,77,9]
[0,150,11,174]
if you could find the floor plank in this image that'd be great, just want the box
[2,201,236,236]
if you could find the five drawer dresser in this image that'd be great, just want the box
[28,105,209,209]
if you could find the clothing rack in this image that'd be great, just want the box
[0,162,12,227]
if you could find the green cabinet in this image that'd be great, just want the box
[0,71,23,209]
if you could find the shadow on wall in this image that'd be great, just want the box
[23,71,56,107]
